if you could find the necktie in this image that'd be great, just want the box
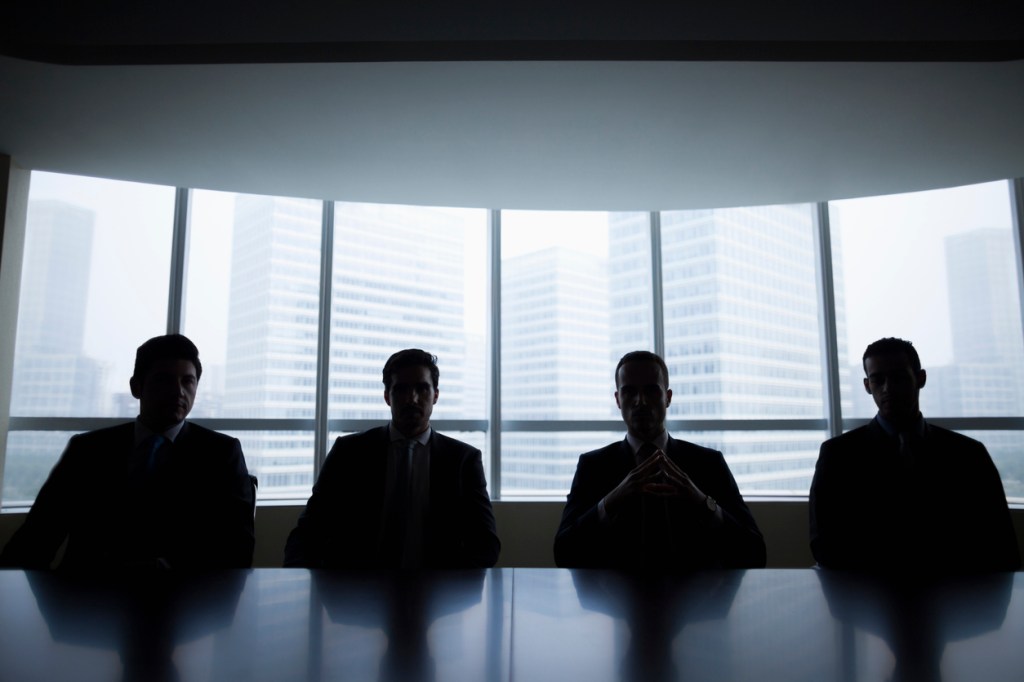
[898,431,917,472]
[143,434,168,476]
[384,439,417,566]
[638,442,674,568]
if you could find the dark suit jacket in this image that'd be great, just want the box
[554,436,766,569]
[0,421,255,569]
[809,418,1020,572]
[283,426,500,569]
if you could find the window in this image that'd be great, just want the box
[831,181,1024,500]
[4,172,175,502]
[3,173,1022,506]
[185,191,322,499]
[499,211,651,495]
[329,202,488,423]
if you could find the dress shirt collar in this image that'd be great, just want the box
[625,430,669,455]
[134,417,186,448]
[388,422,432,446]
[875,412,926,439]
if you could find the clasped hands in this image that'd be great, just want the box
[603,448,706,516]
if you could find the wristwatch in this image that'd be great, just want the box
[703,494,718,513]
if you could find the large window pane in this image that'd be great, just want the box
[1,432,76,505]
[501,211,652,422]
[223,430,314,501]
[680,430,828,496]
[659,205,825,495]
[831,181,1022,418]
[328,203,488,421]
[181,189,235,418]
[500,210,651,496]
[185,191,322,498]
[501,432,624,496]
[12,172,175,418]
[961,431,1024,503]
[660,205,825,419]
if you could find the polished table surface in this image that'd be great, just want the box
[0,568,1021,682]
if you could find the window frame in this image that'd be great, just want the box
[2,175,1023,505]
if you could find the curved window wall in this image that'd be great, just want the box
[3,171,1022,504]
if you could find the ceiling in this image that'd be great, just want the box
[2,2,1022,210]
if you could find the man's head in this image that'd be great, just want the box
[382,349,440,438]
[862,337,926,426]
[129,334,202,431]
[614,351,672,442]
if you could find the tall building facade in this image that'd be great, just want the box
[223,197,477,498]
[501,246,615,493]
[500,207,845,495]
[329,202,473,421]
[939,228,1024,498]
[224,195,322,497]
[937,228,1024,416]
[650,206,842,493]
[6,200,106,502]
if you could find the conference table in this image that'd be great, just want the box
[0,568,1021,682]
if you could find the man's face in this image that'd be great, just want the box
[385,365,438,438]
[130,358,199,431]
[615,360,672,442]
[863,352,926,424]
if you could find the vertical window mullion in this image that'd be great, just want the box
[813,201,843,439]
[650,211,665,358]
[313,200,335,479]
[0,161,32,508]
[1009,178,1024,359]
[488,209,501,500]
[166,187,190,334]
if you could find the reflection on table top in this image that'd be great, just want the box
[0,568,1020,682]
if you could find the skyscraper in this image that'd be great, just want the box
[224,195,322,497]
[7,200,106,502]
[501,246,615,493]
[223,197,478,498]
[937,228,1024,416]
[631,206,842,493]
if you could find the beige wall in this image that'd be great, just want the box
[3,502,1023,569]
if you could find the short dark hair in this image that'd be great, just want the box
[615,350,670,388]
[862,337,922,373]
[132,334,203,383]
[382,349,439,391]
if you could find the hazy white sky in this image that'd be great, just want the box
[25,171,1016,400]
[831,180,1013,367]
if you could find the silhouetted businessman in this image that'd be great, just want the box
[810,337,1020,572]
[284,349,499,569]
[554,351,766,570]
[0,334,255,569]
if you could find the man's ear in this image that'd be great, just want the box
[614,390,622,409]
[432,388,439,405]
[665,387,672,407]
[863,377,872,394]
[129,376,142,399]
[383,389,392,407]
[916,369,927,389]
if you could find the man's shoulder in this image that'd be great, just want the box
[73,422,134,442]
[332,425,389,449]
[58,423,133,461]
[578,440,628,464]
[820,422,877,451]
[430,430,481,457]
[181,421,240,445]
[926,422,984,448]
[667,436,723,459]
